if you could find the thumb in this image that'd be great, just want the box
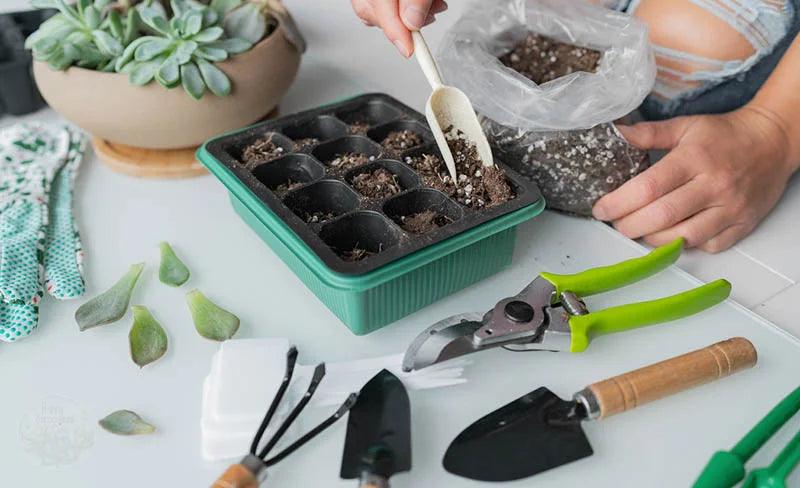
[616,117,694,150]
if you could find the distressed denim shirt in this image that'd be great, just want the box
[609,0,800,119]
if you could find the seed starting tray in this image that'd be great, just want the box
[201,93,543,275]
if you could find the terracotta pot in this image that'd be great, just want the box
[33,23,301,149]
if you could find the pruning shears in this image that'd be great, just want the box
[402,238,732,371]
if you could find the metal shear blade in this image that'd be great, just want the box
[402,313,485,372]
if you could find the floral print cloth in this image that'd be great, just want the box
[0,123,86,341]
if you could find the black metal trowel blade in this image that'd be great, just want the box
[340,369,411,480]
[443,387,593,481]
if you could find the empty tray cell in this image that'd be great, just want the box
[284,180,360,224]
[251,154,325,195]
[312,136,383,173]
[282,115,349,151]
[384,188,463,235]
[319,211,401,262]
[336,101,402,135]
[237,132,295,170]
[368,120,432,154]
[345,159,419,200]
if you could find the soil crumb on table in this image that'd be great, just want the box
[405,135,514,209]
[348,121,370,135]
[303,210,335,224]
[351,168,403,199]
[499,32,602,84]
[338,247,375,262]
[293,138,319,150]
[381,130,424,153]
[328,152,374,172]
[400,210,451,234]
[273,180,304,196]
[241,135,286,169]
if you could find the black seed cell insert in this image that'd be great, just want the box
[282,115,349,151]
[384,189,463,235]
[368,120,432,155]
[284,180,360,224]
[202,93,543,275]
[319,212,401,262]
[312,136,383,174]
[252,154,325,196]
[238,132,294,170]
[345,160,419,201]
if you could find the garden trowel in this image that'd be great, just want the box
[340,369,411,487]
[443,338,757,482]
[411,30,493,183]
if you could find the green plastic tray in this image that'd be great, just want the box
[196,99,545,335]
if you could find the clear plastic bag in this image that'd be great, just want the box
[437,0,656,131]
[484,118,650,216]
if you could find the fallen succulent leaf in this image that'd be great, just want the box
[158,242,190,287]
[186,289,240,341]
[98,410,155,436]
[129,306,168,368]
[75,263,145,331]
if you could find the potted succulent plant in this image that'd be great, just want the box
[26,0,304,176]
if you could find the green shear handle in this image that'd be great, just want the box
[541,238,685,298]
[538,238,731,352]
[567,279,731,353]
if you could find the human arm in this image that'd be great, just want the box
[592,33,800,253]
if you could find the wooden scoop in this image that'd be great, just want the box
[411,30,494,183]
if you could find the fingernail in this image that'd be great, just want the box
[402,5,428,29]
[592,202,608,221]
[393,39,410,57]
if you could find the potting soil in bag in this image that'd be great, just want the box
[438,0,657,216]
[485,120,649,216]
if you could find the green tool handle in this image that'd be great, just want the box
[568,279,731,352]
[770,429,800,480]
[693,386,800,488]
[541,238,684,299]
[734,386,800,460]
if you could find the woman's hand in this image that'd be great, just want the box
[350,0,448,57]
[592,105,800,253]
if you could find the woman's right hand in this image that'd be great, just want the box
[350,0,448,57]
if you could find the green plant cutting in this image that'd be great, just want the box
[75,262,144,330]
[99,409,156,435]
[159,241,191,287]
[25,0,276,99]
[129,305,169,367]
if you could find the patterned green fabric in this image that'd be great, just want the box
[0,123,86,342]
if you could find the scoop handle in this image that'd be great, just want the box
[412,31,443,89]
[577,337,757,419]
[211,464,260,488]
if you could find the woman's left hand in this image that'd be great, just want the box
[592,105,800,253]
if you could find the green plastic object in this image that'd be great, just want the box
[541,237,684,299]
[567,278,731,352]
[743,429,800,488]
[693,386,800,488]
[196,142,545,336]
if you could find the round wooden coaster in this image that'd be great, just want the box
[92,107,280,179]
[93,139,206,179]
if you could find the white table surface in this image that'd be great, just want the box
[2,1,800,486]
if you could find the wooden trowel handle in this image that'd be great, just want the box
[578,337,757,419]
[211,464,260,488]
